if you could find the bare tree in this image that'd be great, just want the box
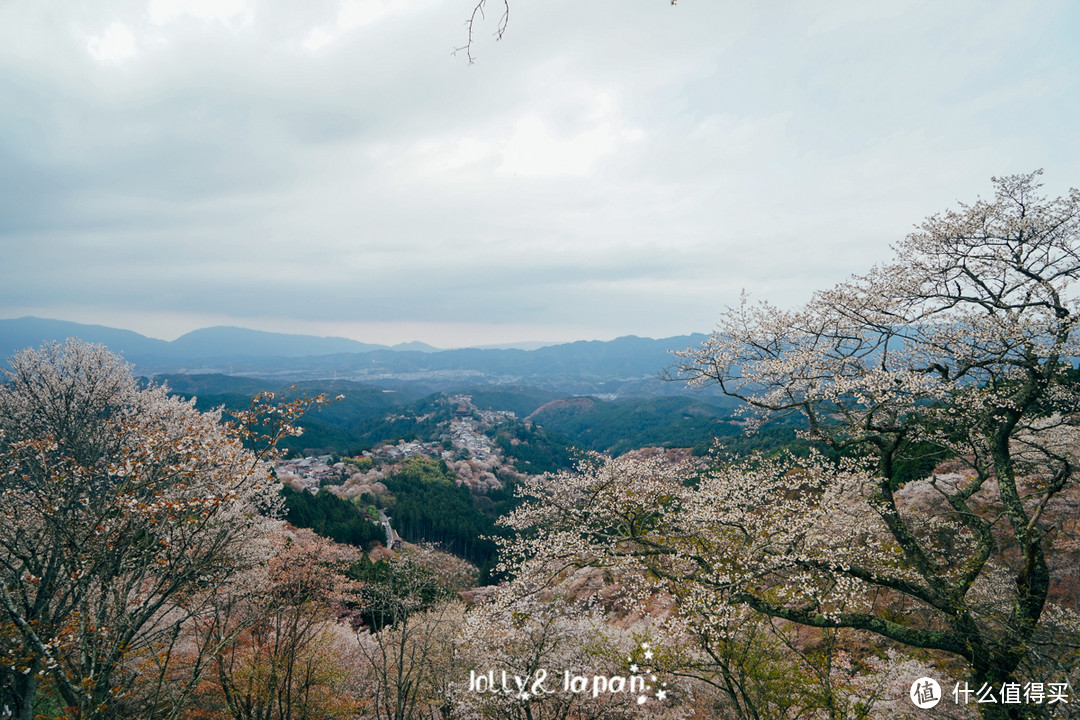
[456,1,678,63]
[457,0,509,64]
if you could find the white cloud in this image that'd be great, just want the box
[147,0,254,28]
[413,137,494,175]
[301,0,436,52]
[86,22,138,64]
[497,92,643,178]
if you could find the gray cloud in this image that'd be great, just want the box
[2,0,1078,345]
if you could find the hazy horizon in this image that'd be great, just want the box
[1,313,710,351]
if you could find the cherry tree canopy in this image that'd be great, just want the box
[500,173,1080,720]
[0,341,299,720]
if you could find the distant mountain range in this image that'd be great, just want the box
[0,316,711,395]
[0,317,436,359]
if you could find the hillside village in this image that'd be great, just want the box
[275,394,528,499]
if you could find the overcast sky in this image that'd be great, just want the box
[1,0,1078,348]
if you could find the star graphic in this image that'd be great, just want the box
[644,649,653,660]
[518,692,530,701]
[657,689,668,701]
[630,663,639,673]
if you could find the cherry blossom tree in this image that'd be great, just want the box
[0,341,328,720]
[187,527,363,720]
[675,172,1080,701]
[499,173,1080,720]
